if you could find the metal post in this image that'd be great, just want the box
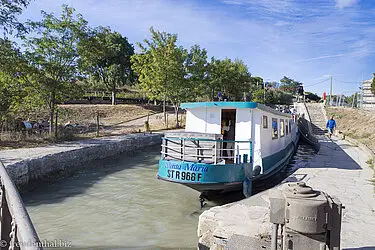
[165,138,168,159]
[96,111,100,137]
[250,141,253,163]
[361,86,364,109]
[271,223,279,250]
[0,185,12,246]
[162,138,165,159]
[182,139,185,161]
[180,139,183,160]
[280,225,284,250]
[214,142,217,164]
[330,76,333,106]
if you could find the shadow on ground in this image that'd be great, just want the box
[312,139,362,170]
[343,247,375,250]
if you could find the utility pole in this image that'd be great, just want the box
[360,86,364,109]
[352,92,356,108]
[341,94,345,106]
[329,76,333,106]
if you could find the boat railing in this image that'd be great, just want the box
[161,137,252,164]
[0,160,42,250]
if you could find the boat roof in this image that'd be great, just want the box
[181,102,292,118]
[181,102,257,109]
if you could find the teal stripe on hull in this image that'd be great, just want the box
[157,135,299,193]
[262,142,295,174]
[158,159,248,184]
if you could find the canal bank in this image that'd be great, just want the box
[197,135,375,249]
[0,132,162,191]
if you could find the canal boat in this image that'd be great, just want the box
[157,102,299,198]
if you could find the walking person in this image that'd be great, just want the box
[218,91,223,101]
[326,115,336,138]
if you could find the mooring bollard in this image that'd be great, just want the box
[269,182,343,250]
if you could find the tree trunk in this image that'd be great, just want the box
[111,85,116,105]
[163,96,166,125]
[49,92,54,135]
[54,109,58,140]
[174,105,179,128]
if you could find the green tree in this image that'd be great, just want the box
[0,38,41,124]
[251,87,293,105]
[372,73,375,95]
[0,0,30,36]
[23,5,88,134]
[250,76,263,88]
[184,44,209,100]
[207,58,251,100]
[305,92,321,102]
[279,76,302,94]
[345,93,358,108]
[131,27,187,126]
[78,26,135,105]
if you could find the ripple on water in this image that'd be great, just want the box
[22,143,315,249]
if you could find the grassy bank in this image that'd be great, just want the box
[326,107,375,188]
[326,107,375,153]
[0,104,183,149]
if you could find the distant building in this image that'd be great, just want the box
[361,77,375,110]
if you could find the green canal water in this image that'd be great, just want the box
[22,144,315,249]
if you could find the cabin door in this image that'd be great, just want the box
[221,109,236,159]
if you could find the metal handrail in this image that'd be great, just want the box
[0,160,41,250]
[162,137,252,164]
[164,137,251,143]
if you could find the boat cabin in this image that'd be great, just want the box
[163,102,298,175]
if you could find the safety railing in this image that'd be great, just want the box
[161,137,252,164]
[0,160,41,250]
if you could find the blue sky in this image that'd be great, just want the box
[19,0,375,96]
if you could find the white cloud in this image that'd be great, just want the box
[19,0,375,96]
[335,0,358,9]
[296,53,350,62]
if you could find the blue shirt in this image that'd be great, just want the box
[326,119,336,129]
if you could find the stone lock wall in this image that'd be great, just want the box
[4,133,162,191]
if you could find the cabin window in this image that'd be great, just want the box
[263,115,268,128]
[280,119,285,137]
[286,121,289,135]
[272,118,278,139]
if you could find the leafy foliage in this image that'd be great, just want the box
[305,92,321,102]
[0,38,43,121]
[131,27,188,125]
[184,44,209,100]
[207,58,251,100]
[279,76,302,94]
[251,88,293,104]
[78,26,134,105]
[0,0,30,36]
[23,5,89,131]
[372,73,375,96]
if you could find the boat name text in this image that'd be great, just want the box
[164,162,208,172]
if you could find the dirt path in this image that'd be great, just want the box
[100,111,181,136]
